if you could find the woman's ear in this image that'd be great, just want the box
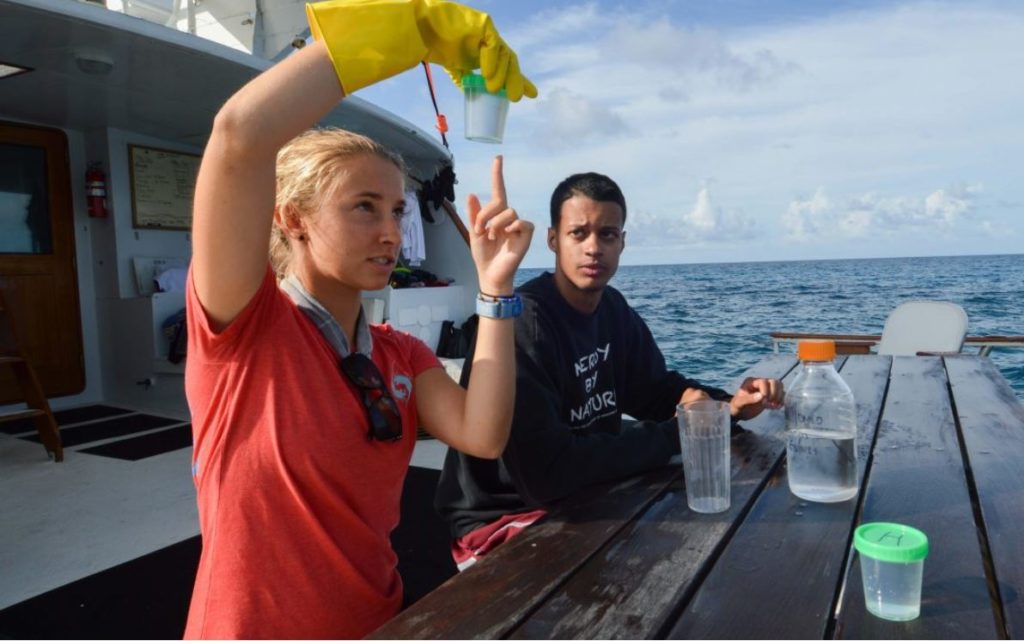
[275,204,307,240]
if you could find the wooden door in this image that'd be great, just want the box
[0,121,84,403]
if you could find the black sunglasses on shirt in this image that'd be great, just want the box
[340,353,403,443]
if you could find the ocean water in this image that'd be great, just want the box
[515,254,1024,400]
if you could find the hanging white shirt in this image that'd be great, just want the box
[401,191,426,266]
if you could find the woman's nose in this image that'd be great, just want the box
[382,214,402,244]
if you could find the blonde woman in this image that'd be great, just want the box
[183,1,536,637]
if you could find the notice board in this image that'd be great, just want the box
[128,145,200,230]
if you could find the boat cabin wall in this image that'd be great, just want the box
[86,126,197,416]
[24,125,193,416]
[2,117,476,418]
[88,128,196,301]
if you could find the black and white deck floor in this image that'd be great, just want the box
[0,406,455,639]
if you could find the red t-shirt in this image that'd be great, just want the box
[183,268,440,639]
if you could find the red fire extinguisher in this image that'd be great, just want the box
[86,163,108,218]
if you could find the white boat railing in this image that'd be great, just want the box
[769,332,1024,357]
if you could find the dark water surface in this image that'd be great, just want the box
[517,254,1024,400]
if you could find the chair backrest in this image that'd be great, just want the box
[876,300,968,356]
[0,289,19,356]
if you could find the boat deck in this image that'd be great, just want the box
[0,406,452,638]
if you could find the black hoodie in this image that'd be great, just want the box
[435,272,731,539]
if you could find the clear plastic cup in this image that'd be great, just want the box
[854,522,929,621]
[462,72,509,144]
[677,400,731,513]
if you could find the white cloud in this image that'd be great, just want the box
[623,208,678,247]
[531,88,630,149]
[925,186,980,227]
[783,184,985,241]
[626,185,757,246]
[516,7,799,103]
[681,185,758,242]
[607,19,801,91]
[503,3,604,52]
[781,187,832,239]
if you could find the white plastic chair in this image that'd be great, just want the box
[876,301,968,356]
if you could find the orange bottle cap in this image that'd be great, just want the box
[798,340,836,361]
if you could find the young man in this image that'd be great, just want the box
[434,172,784,570]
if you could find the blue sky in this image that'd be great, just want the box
[357,1,1024,267]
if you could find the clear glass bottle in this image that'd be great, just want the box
[785,340,858,502]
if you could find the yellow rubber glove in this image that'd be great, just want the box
[306,0,538,101]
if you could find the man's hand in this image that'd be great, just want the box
[678,387,711,407]
[729,377,784,421]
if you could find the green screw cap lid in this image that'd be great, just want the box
[854,522,929,563]
[461,72,507,97]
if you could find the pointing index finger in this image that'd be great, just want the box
[491,155,507,206]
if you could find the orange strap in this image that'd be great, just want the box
[422,62,449,148]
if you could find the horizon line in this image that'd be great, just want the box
[518,251,1023,271]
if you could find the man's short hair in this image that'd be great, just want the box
[549,172,627,228]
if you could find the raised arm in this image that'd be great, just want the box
[191,0,537,330]
[191,42,342,330]
[416,157,533,457]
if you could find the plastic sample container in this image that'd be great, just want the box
[854,522,929,621]
[462,72,509,144]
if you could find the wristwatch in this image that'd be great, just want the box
[476,292,523,319]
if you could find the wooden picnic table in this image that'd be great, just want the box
[371,354,1024,640]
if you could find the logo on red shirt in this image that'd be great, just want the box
[392,374,412,402]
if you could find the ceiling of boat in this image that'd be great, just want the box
[0,0,452,179]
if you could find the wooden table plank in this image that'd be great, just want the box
[511,419,781,640]
[945,355,1024,638]
[370,355,799,640]
[505,356,801,639]
[368,467,678,639]
[668,354,892,639]
[833,357,999,639]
